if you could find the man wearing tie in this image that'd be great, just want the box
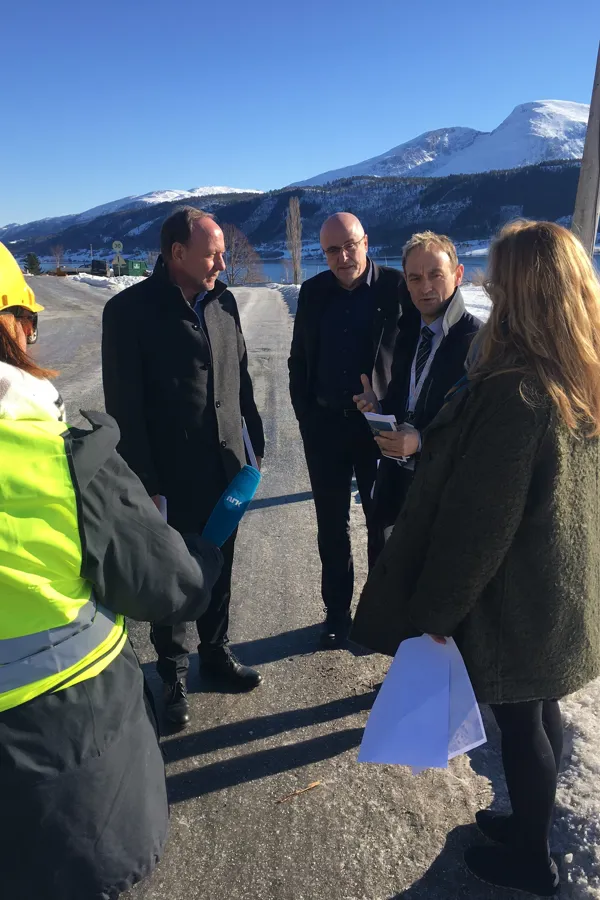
[354,232,481,548]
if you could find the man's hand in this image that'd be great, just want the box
[375,423,420,458]
[353,374,379,413]
[429,635,447,645]
[256,456,263,471]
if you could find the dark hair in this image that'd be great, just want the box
[0,315,57,379]
[160,206,214,260]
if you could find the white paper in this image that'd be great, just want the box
[358,636,450,769]
[358,635,486,772]
[363,412,398,433]
[446,638,487,758]
[242,417,259,469]
[157,495,168,520]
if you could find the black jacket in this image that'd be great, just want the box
[102,257,264,528]
[374,289,481,527]
[381,288,481,430]
[288,262,411,422]
[0,411,223,900]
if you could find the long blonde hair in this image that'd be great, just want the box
[470,220,600,437]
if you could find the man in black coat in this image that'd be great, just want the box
[102,207,265,726]
[355,231,481,549]
[288,212,408,647]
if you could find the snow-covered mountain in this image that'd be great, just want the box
[1,186,262,240]
[295,100,589,186]
[75,185,263,223]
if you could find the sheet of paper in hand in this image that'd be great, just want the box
[357,635,486,772]
[363,412,398,435]
[363,412,408,462]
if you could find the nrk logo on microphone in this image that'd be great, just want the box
[226,494,243,509]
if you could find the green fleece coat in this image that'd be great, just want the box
[351,372,600,703]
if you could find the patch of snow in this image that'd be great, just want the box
[462,247,489,257]
[461,284,491,321]
[126,220,155,237]
[67,274,146,292]
[555,680,600,896]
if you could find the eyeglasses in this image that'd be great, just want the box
[323,236,366,258]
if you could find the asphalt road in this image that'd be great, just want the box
[29,276,529,900]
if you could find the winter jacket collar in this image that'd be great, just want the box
[0,361,65,422]
[151,255,228,306]
[440,287,468,337]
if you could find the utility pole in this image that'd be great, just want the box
[572,41,600,258]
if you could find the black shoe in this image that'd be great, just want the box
[476,809,517,846]
[464,846,560,897]
[199,646,262,690]
[320,611,352,649]
[163,679,190,727]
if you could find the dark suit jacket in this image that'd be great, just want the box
[374,288,481,527]
[102,257,264,529]
[288,262,412,423]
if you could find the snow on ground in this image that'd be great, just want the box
[556,680,600,896]
[461,283,491,320]
[67,273,146,292]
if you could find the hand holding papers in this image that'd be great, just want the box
[363,412,408,463]
[358,635,486,772]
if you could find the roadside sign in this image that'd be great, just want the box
[112,240,123,252]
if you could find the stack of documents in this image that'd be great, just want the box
[358,635,486,772]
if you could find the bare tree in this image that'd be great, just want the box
[286,196,302,284]
[222,223,265,285]
[50,244,64,271]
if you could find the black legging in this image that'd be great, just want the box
[490,699,563,857]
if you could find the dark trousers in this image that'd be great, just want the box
[301,405,379,616]
[490,699,563,857]
[151,532,236,683]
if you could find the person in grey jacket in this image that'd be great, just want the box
[352,221,600,897]
[103,207,265,726]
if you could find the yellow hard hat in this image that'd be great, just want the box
[0,242,45,313]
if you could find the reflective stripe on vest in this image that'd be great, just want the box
[0,601,118,694]
[0,599,95,665]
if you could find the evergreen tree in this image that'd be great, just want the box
[24,252,42,275]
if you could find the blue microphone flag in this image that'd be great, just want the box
[202,465,261,548]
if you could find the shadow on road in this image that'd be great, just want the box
[249,490,313,510]
[388,822,496,899]
[228,625,324,665]
[166,727,364,802]
[162,690,377,763]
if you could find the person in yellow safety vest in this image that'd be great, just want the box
[0,242,224,900]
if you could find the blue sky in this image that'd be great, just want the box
[1,0,599,224]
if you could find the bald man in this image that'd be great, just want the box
[103,206,265,727]
[288,213,409,647]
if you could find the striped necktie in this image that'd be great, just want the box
[414,325,434,386]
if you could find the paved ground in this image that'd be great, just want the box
[29,275,568,900]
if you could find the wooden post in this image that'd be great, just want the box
[572,42,600,257]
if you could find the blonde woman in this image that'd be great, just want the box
[352,221,600,896]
